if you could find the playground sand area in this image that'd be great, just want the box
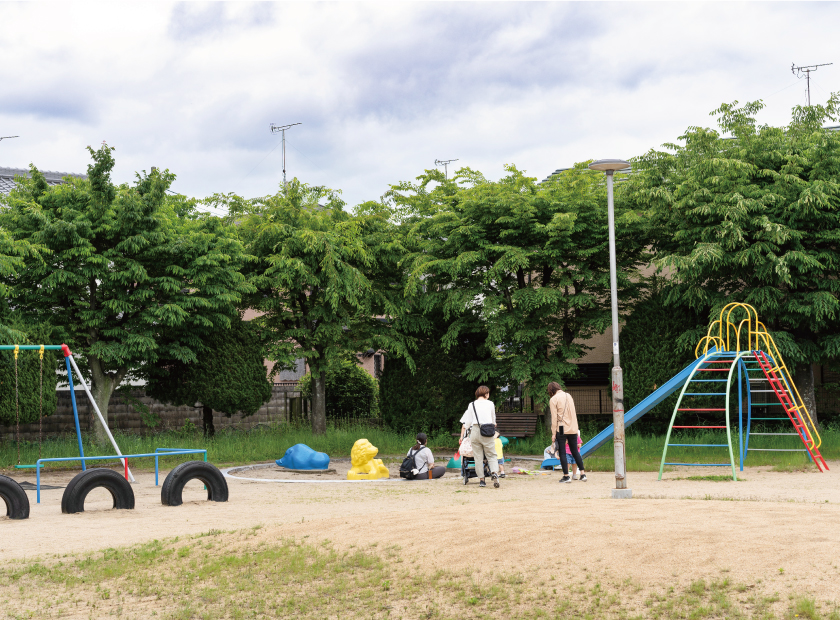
[1,458,839,619]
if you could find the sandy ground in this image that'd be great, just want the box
[2,458,840,603]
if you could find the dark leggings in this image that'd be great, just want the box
[410,466,446,480]
[556,430,584,476]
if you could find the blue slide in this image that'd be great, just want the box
[577,352,714,458]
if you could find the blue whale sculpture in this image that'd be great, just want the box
[276,444,330,470]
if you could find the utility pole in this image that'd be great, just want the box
[270,122,301,190]
[434,158,458,179]
[0,135,19,142]
[791,63,832,106]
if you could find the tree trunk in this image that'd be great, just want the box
[88,374,118,445]
[202,405,215,438]
[795,362,819,430]
[87,357,127,446]
[311,370,327,435]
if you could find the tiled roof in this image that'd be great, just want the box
[0,166,87,196]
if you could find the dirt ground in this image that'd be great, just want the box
[2,458,840,606]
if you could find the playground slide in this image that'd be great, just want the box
[579,352,714,458]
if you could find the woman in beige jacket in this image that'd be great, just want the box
[548,382,587,483]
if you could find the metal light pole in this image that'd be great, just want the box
[589,159,632,499]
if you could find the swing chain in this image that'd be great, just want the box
[14,345,19,465]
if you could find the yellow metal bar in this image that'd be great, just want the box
[694,302,823,453]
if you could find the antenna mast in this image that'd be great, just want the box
[434,158,459,180]
[270,122,301,190]
[791,62,833,106]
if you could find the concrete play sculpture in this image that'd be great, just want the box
[276,444,330,470]
[347,439,390,480]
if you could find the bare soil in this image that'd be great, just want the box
[2,459,839,606]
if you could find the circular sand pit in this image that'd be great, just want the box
[222,462,406,484]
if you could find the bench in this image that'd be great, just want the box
[495,412,539,439]
[453,412,540,440]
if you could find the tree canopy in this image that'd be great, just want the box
[0,145,253,441]
[146,317,273,437]
[627,96,840,423]
[233,179,413,434]
[393,164,648,412]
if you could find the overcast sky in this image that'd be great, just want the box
[1,2,838,211]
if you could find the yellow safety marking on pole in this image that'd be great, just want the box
[39,345,44,359]
[13,345,18,359]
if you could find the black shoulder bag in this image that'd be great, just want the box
[472,402,496,437]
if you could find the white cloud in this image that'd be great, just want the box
[1,2,838,207]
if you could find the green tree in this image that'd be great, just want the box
[628,97,840,426]
[233,179,412,435]
[393,165,649,421]
[0,146,252,442]
[145,318,273,437]
[298,357,379,422]
[379,309,489,434]
[620,286,704,433]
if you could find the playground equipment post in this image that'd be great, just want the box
[589,159,633,499]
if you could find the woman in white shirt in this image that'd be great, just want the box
[459,385,500,488]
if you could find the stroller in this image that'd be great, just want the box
[459,431,491,485]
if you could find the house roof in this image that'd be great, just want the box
[0,166,87,196]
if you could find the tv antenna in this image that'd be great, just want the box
[434,158,458,179]
[791,63,832,106]
[0,135,19,143]
[270,122,301,190]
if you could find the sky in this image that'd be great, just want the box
[1,2,839,213]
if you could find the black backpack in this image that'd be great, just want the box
[400,447,422,479]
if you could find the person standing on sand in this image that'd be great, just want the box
[459,385,500,488]
[548,381,587,483]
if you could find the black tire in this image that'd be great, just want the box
[0,475,30,520]
[61,468,135,514]
[161,461,228,507]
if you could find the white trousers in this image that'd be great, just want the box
[469,426,499,476]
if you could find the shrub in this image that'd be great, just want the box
[621,289,705,434]
[299,358,379,420]
[379,325,488,434]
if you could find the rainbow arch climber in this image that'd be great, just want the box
[659,303,828,480]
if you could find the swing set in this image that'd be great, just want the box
[2,343,211,511]
[3,343,130,478]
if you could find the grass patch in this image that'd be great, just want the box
[2,422,837,473]
[0,529,835,619]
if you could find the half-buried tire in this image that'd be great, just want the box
[0,474,30,520]
[61,468,135,514]
[161,461,228,506]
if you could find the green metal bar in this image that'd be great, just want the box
[0,345,64,350]
[660,350,718,480]
[723,353,743,481]
[684,392,727,396]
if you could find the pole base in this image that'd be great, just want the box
[611,488,633,499]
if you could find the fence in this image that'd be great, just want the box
[498,386,611,416]
[1,382,305,442]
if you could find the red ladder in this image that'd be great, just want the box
[754,351,828,472]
